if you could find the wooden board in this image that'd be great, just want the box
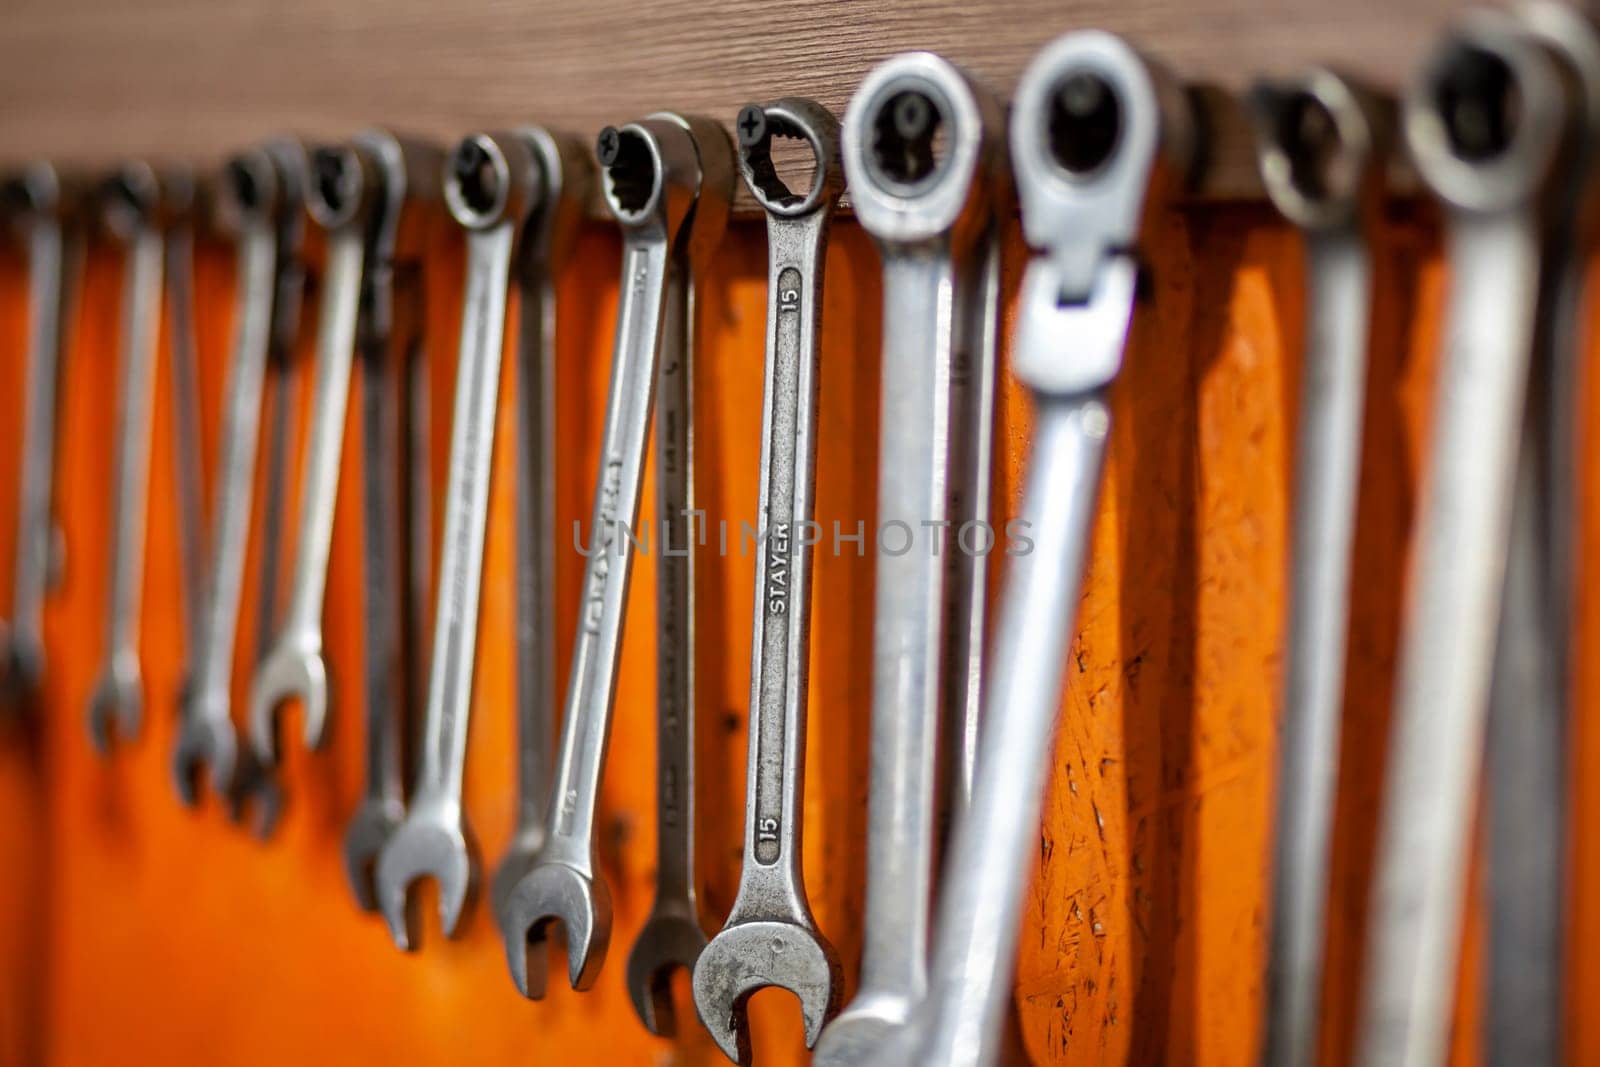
[0,0,1467,210]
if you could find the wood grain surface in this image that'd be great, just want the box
[0,0,1471,209]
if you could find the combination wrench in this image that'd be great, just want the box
[85,163,168,751]
[375,129,585,948]
[813,53,1005,1066]
[1247,72,1386,1067]
[280,132,446,907]
[1,162,78,707]
[500,113,732,999]
[249,133,441,782]
[488,129,592,925]
[688,99,843,1062]
[1355,12,1578,1066]
[902,33,1193,1067]
[172,142,306,808]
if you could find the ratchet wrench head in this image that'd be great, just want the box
[735,98,844,218]
[1250,70,1391,231]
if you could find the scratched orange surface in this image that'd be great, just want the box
[0,190,1598,1066]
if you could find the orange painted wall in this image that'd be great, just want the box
[0,192,1596,1065]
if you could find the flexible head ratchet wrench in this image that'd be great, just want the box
[814,52,1006,1067]
[1247,70,1387,1067]
[1,162,79,709]
[1355,11,1580,1065]
[901,32,1193,1067]
[500,112,732,999]
[375,129,585,949]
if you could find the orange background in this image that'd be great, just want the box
[0,190,1596,1065]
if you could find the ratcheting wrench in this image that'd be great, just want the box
[902,33,1193,1067]
[376,129,585,949]
[488,129,592,925]
[814,53,1005,1067]
[500,112,732,999]
[688,98,843,1061]
[300,131,444,908]
[1356,12,1579,1066]
[1484,5,1600,1063]
[172,141,307,810]
[1247,72,1386,1067]
[1,162,78,707]
[85,163,170,751]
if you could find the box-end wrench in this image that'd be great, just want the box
[488,129,592,925]
[620,111,737,1035]
[172,145,301,807]
[1247,72,1387,1067]
[1484,6,1600,1063]
[376,130,583,948]
[85,163,168,751]
[813,54,1005,1066]
[1355,13,1578,1066]
[902,33,1194,1067]
[500,112,731,998]
[688,98,843,1061]
[1,163,79,707]
[313,132,443,909]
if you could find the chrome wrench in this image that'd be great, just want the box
[488,129,591,924]
[1,162,77,706]
[903,33,1193,1067]
[376,129,583,948]
[172,144,302,806]
[1247,72,1386,1067]
[86,163,167,751]
[814,53,1005,1066]
[688,98,843,1062]
[500,112,732,998]
[1356,12,1577,1065]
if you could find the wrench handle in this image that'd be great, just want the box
[915,392,1110,1067]
[360,334,407,805]
[415,221,514,800]
[166,223,209,654]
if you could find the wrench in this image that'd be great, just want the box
[166,174,208,726]
[488,129,592,925]
[500,112,731,998]
[1,162,78,707]
[688,98,843,1061]
[902,33,1193,1067]
[317,132,443,909]
[1355,13,1578,1066]
[172,143,304,807]
[85,164,167,752]
[813,54,1005,1066]
[1247,72,1386,1067]
[375,129,584,948]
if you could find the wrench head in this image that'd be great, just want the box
[488,830,542,931]
[343,796,405,913]
[247,637,330,762]
[171,694,238,806]
[691,920,843,1064]
[374,802,478,950]
[86,652,144,754]
[226,745,286,839]
[810,994,912,1067]
[0,623,44,705]
[499,860,613,998]
[625,905,710,1036]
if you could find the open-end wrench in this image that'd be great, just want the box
[1247,72,1386,1067]
[166,174,208,729]
[488,128,592,925]
[85,163,168,751]
[688,98,843,1061]
[1,162,78,707]
[172,144,302,806]
[1355,13,1578,1066]
[1484,6,1600,1063]
[376,129,585,948]
[813,54,1005,1066]
[310,132,444,909]
[902,33,1193,1067]
[500,112,732,998]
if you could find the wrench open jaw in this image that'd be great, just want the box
[377,129,577,949]
[500,112,731,1000]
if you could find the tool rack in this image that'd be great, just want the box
[2,1,1599,1065]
